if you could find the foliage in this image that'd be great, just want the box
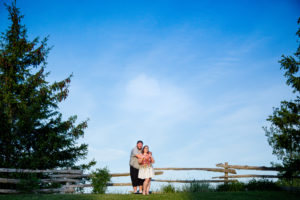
[13,173,61,193]
[161,184,176,193]
[74,159,97,193]
[181,181,214,192]
[91,167,111,194]
[216,179,281,192]
[246,179,280,191]
[16,173,41,193]
[0,1,94,171]
[216,182,245,192]
[263,17,300,178]
[277,178,300,187]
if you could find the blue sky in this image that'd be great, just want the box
[1,0,300,191]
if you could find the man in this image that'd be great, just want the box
[129,140,144,194]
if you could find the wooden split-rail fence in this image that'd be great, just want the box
[0,162,294,194]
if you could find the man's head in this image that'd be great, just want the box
[136,140,143,150]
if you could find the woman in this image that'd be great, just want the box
[138,145,155,195]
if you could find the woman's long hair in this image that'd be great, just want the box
[141,145,149,154]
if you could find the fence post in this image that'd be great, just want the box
[62,167,75,194]
[224,162,229,183]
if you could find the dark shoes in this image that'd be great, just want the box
[134,191,151,194]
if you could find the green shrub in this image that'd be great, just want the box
[16,173,42,193]
[181,181,213,192]
[161,184,176,193]
[216,179,282,192]
[12,173,63,193]
[216,182,245,192]
[91,167,111,194]
[277,178,300,187]
[246,179,280,191]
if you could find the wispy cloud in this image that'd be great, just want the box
[120,74,194,119]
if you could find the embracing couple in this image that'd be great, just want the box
[129,140,155,195]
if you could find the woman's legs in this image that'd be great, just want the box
[143,178,149,195]
[146,178,151,194]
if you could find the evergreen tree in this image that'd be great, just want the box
[0,1,94,170]
[264,18,300,177]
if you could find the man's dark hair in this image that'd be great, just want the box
[137,140,143,144]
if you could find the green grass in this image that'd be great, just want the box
[0,192,299,200]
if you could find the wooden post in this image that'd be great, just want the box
[224,162,229,183]
[62,167,75,194]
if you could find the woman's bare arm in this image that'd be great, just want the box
[150,154,155,163]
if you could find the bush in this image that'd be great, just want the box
[181,181,213,193]
[91,167,111,194]
[277,178,300,187]
[216,182,245,192]
[16,173,42,193]
[246,179,280,191]
[161,184,176,193]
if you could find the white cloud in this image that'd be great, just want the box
[126,74,160,98]
[120,74,194,120]
[89,147,128,162]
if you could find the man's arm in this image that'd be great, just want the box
[132,148,142,159]
[135,153,142,159]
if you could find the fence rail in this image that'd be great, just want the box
[213,175,282,179]
[152,179,237,183]
[0,162,291,194]
[215,163,280,171]
[154,167,236,174]
[0,168,82,174]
